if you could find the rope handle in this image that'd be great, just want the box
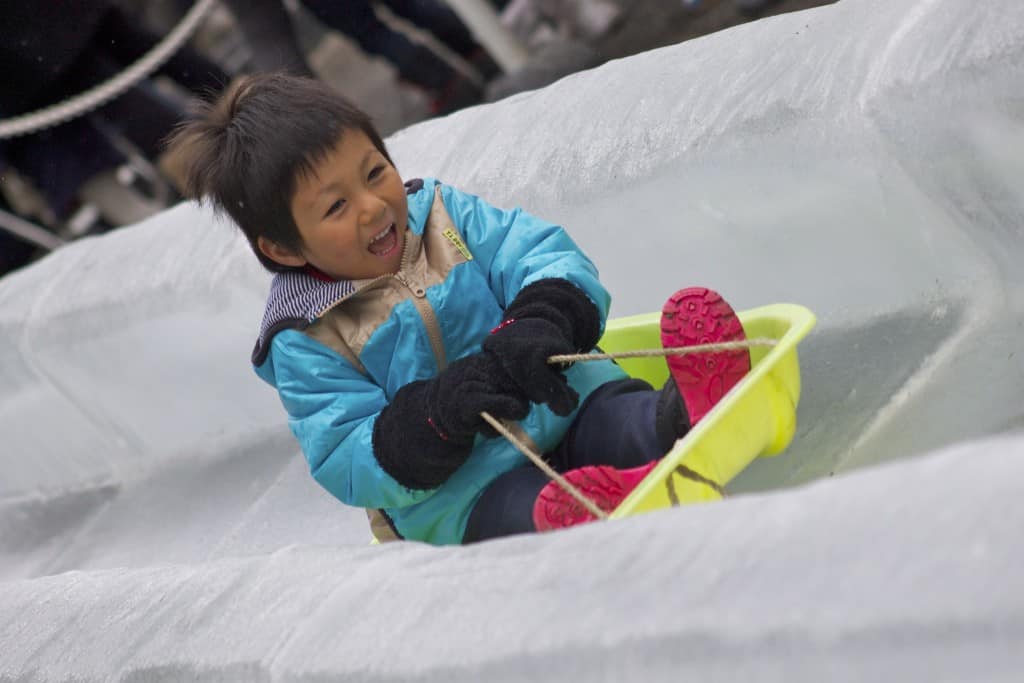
[480,412,609,520]
[547,338,777,365]
[485,338,779,524]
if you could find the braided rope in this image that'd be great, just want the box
[0,0,217,139]
[548,338,777,365]
[480,412,609,520]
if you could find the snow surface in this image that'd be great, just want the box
[2,0,1023,679]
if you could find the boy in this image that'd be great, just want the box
[167,73,749,545]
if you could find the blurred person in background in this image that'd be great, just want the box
[219,0,498,115]
[502,0,623,45]
[681,0,779,15]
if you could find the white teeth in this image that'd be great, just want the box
[370,224,393,244]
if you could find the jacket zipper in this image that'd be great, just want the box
[316,232,448,372]
[393,271,447,372]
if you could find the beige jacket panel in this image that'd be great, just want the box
[306,185,470,369]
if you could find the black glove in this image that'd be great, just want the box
[482,278,602,417]
[373,353,529,490]
[425,352,531,439]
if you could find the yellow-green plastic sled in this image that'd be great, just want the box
[598,303,816,519]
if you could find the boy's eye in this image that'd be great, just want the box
[324,199,345,218]
[368,165,385,181]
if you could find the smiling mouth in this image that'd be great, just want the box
[367,223,398,257]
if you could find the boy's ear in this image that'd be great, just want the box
[257,236,307,268]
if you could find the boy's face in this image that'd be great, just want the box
[286,129,408,280]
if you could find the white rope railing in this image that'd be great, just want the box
[0,0,217,139]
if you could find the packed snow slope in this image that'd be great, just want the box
[2,0,1023,679]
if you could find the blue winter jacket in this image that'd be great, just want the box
[254,178,626,544]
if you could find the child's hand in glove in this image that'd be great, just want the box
[373,353,529,490]
[425,352,530,441]
[483,278,602,417]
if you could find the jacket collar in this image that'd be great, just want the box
[251,177,430,365]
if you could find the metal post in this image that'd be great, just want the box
[442,0,529,73]
[0,208,65,251]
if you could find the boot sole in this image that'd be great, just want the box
[533,462,657,531]
[660,287,750,426]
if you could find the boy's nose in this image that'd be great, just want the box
[357,192,387,226]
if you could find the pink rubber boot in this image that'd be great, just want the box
[660,287,750,426]
[532,462,657,531]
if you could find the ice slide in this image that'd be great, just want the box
[2,0,1023,679]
